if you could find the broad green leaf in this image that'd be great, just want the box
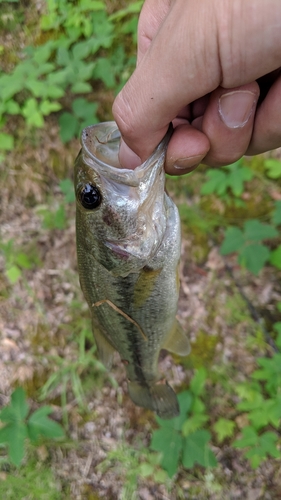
[71,82,92,94]
[0,422,27,467]
[15,252,32,269]
[27,406,65,442]
[270,245,281,270]
[190,368,207,396]
[182,430,217,468]
[182,414,209,436]
[239,243,270,275]
[233,426,258,449]
[6,265,21,283]
[228,166,253,197]
[150,427,182,477]
[0,132,14,151]
[72,97,94,118]
[5,100,20,115]
[40,100,62,115]
[200,170,227,196]
[21,98,44,127]
[11,387,29,420]
[264,158,281,179]
[243,219,278,242]
[213,418,235,442]
[59,112,79,143]
[220,227,244,255]
[272,201,281,226]
[93,58,116,88]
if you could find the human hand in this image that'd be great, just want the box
[112,0,281,174]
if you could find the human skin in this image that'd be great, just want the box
[112,0,281,174]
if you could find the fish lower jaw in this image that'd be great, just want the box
[105,239,160,262]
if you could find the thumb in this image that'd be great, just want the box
[113,0,281,166]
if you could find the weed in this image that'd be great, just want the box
[150,369,217,477]
[0,387,64,467]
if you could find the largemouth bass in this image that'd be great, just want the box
[74,122,190,418]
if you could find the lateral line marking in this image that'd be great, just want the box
[92,298,147,341]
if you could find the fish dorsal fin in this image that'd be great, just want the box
[162,320,190,356]
[92,319,115,369]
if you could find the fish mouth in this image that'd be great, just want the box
[105,241,131,260]
[105,236,162,261]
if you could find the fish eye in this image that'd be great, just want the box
[79,183,102,209]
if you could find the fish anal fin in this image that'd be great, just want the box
[162,320,190,356]
[92,320,115,369]
[128,381,179,419]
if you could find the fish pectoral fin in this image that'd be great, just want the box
[128,381,179,419]
[162,320,190,356]
[92,321,115,369]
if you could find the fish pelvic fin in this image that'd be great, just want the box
[162,320,190,356]
[128,381,179,419]
[92,319,115,369]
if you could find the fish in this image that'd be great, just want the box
[74,121,190,419]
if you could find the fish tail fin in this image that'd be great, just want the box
[128,381,179,419]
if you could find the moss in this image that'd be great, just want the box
[179,330,219,369]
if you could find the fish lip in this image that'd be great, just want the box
[104,241,131,260]
[105,237,162,261]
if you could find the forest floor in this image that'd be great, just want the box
[1,1,281,499]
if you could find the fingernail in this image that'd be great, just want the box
[174,154,205,171]
[119,139,141,169]
[219,90,256,128]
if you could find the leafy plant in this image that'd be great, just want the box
[98,442,169,499]
[0,387,64,467]
[264,158,281,179]
[0,238,41,284]
[200,160,254,201]
[220,219,278,275]
[0,0,142,156]
[36,178,75,230]
[232,326,281,469]
[150,369,217,477]
[39,326,111,426]
[59,97,99,143]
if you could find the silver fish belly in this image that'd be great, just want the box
[74,122,190,418]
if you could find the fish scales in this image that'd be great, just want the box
[75,122,190,418]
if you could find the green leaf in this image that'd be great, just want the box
[272,201,281,226]
[150,427,182,477]
[11,387,29,420]
[270,245,281,270]
[264,158,281,179]
[6,265,21,283]
[200,170,227,196]
[0,422,27,467]
[190,368,207,396]
[238,243,270,275]
[71,82,92,94]
[243,219,278,242]
[21,98,44,128]
[182,430,217,468]
[59,179,75,203]
[59,112,79,143]
[27,406,65,442]
[93,58,116,88]
[213,418,235,442]
[0,132,14,151]
[15,252,32,269]
[182,414,209,436]
[40,100,62,115]
[233,426,258,449]
[220,227,244,255]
